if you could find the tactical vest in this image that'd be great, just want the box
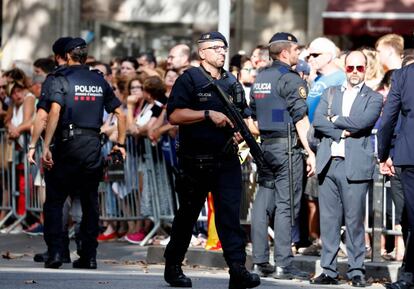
[251,63,293,133]
[55,65,106,130]
[186,66,238,100]
[176,66,238,155]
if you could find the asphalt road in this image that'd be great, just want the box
[0,234,388,289]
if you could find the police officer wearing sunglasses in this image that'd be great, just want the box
[164,31,260,289]
[310,50,382,287]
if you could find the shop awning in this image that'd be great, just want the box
[323,0,414,35]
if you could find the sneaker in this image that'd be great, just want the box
[160,236,171,246]
[97,232,117,242]
[125,231,146,244]
[0,224,23,234]
[24,223,44,236]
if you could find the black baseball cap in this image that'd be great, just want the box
[268,32,298,46]
[198,31,228,47]
[52,37,73,57]
[64,37,87,53]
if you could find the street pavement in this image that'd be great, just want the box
[0,234,389,289]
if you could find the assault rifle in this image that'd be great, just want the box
[198,67,276,173]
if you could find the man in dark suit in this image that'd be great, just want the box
[310,50,383,287]
[378,62,414,289]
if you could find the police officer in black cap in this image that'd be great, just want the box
[41,37,126,269]
[28,36,81,265]
[250,32,316,279]
[164,31,260,289]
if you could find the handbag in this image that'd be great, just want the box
[307,87,334,152]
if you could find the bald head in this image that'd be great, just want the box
[167,44,191,73]
[345,50,367,87]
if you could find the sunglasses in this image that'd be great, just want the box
[0,85,6,89]
[306,53,322,60]
[345,65,365,73]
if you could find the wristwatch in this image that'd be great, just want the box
[204,110,210,120]
[115,142,126,148]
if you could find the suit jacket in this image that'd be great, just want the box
[378,66,414,165]
[313,84,383,181]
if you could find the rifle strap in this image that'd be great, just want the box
[197,66,215,82]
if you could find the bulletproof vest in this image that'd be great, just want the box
[251,63,293,132]
[56,65,106,130]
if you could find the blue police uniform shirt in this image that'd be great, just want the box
[48,65,121,130]
[167,66,237,155]
[37,66,68,112]
[250,60,308,137]
[306,69,346,123]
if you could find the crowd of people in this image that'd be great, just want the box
[0,31,412,288]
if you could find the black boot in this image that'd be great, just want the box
[61,249,71,263]
[44,252,62,269]
[72,257,97,269]
[35,248,71,263]
[34,251,49,263]
[229,263,260,289]
[164,262,192,287]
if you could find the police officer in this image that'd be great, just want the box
[250,32,316,279]
[27,37,84,265]
[164,31,260,289]
[41,37,126,269]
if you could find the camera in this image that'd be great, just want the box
[104,150,124,182]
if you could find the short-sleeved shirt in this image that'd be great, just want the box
[36,66,68,112]
[151,94,168,119]
[167,66,238,155]
[250,60,308,137]
[306,69,346,123]
[48,65,121,130]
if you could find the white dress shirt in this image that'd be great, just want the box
[331,82,364,157]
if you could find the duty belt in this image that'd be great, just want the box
[262,136,297,145]
[60,127,99,141]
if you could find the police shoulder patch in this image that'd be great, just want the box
[299,86,307,98]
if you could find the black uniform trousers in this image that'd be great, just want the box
[43,169,80,256]
[400,166,414,275]
[43,134,103,259]
[164,154,246,266]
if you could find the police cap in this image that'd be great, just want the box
[198,31,228,47]
[52,37,73,57]
[268,32,298,46]
[64,37,87,53]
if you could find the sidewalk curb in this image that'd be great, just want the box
[146,246,402,282]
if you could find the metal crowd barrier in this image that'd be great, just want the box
[0,127,404,267]
[98,135,175,246]
[0,129,27,232]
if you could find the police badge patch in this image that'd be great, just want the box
[299,86,307,98]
